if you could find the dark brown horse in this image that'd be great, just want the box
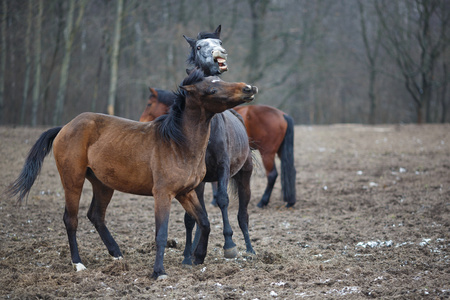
[7,69,257,279]
[234,105,296,208]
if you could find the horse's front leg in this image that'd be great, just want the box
[152,193,173,279]
[177,190,210,265]
[210,182,219,206]
[235,155,256,255]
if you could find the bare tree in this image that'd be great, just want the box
[358,0,382,124]
[376,0,450,123]
[107,0,124,116]
[31,0,43,127]
[245,0,269,84]
[19,0,33,125]
[0,0,7,123]
[41,1,64,125]
[53,0,86,125]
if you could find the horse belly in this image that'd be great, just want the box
[91,162,154,195]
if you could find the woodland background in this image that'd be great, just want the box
[0,0,449,126]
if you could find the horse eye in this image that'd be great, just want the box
[208,88,216,95]
[197,46,201,50]
[219,41,222,45]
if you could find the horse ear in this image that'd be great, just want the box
[183,35,197,48]
[186,68,193,75]
[180,85,195,93]
[149,87,157,96]
[215,25,221,38]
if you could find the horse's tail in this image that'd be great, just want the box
[279,114,296,206]
[6,127,62,204]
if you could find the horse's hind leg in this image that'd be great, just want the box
[60,171,87,271]
[177,191,210,266]
[86,169,123,259]
[182,182,206,265]
[234,156,255,254]
[258,152,278,208]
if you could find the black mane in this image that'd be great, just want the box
[154,69,205,147]
[197,24,221,40]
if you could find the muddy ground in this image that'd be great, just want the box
[0,124,449,299]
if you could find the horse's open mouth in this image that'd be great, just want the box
[213,50,228,72]
[244,95,255,101]
[216,58,228,72]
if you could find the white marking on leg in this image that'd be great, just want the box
[72,262,87,272]
[113,256,123,261]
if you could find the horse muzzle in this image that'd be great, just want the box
[243,85,258,102]
[213,50,228,73]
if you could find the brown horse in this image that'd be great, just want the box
[234,105,296,208]
[7,69,257,279]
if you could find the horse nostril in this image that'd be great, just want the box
[243,85,252,93]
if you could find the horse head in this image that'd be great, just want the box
[184,25,228,76]
[139,88,175,122]
[180,69,257,114]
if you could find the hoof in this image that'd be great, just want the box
[72,262,87,272]
[157,274,168,280]
[113,256,123,260]
[285,202,295,208]
[257,201,267,208]
[224,246,238,259]
[242,251,256,260]
[182,257,193,266]
[152,271,167,279]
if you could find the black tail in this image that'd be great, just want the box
[6,127,62,203]
[279,114,296,206]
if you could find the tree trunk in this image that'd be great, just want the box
[53,0,86,125]
[358,1,381,125]
[20,0,33,125]
[31,0,43,127]
[441,63,448,123]
[107,0,124,116]
[42,1,64,125]
[246,0,269,84]
[92,32,106,113]
[0,0,7,124]
[53,0,75,125]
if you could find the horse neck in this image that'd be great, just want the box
[181,103,214,150]
[195,63,217,77]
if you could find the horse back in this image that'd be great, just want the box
[53,112,160,195]
[234,105,288,154]
[203,110,250,181]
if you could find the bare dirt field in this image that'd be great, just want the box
[0,124,449,299]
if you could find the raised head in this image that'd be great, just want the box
[180,69,257,113]
[139,88,174,122]
[184,25,228,76]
